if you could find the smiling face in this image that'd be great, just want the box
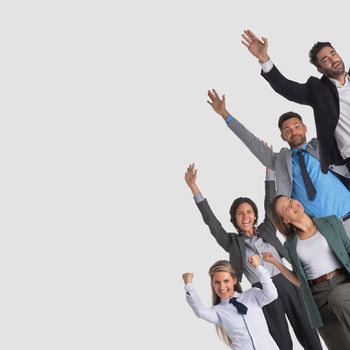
[212,271,237,300]
[280,117,307,149]
[316,46,345,79]
[275,196,304,225]
[235,202,256,235]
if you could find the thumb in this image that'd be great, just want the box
[262,37,268,46]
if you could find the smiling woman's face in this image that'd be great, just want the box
[275,196,304,224]
[212,271,237,300]
[235,202,256,234]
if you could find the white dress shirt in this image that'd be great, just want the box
[185,266,278,350]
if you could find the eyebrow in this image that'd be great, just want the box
[321,50,336,61]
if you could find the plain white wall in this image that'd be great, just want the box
[2,0,348,348]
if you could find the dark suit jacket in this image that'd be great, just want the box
[261,65,347,173]
[196,181,288,282]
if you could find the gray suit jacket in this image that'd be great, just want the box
[227,118,350,196]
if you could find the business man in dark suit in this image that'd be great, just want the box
[241,29,350,174]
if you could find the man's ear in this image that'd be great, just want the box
[280,132,286,141]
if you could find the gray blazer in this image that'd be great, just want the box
[227,118,350,196]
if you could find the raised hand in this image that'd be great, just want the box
[262,252,276,264]
[207,89,230,120]
[241,29,269,63]
[248,255,261,268]
[184,163,200,195]
[182,272,194,284]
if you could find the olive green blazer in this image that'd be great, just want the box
[285,216,350,328]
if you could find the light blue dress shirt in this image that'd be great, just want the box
[291,143,350,218]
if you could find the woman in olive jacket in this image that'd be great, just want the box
[265,195,350,349]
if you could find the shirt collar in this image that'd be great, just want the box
[220,291,240,304]
[329,73,349,88]
[291,143,308,156]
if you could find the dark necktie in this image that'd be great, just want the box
[297,149,316,200]
[229,297,248,315]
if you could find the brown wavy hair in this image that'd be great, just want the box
[271,195,298,238]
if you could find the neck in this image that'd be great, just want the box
[244,227,255,238]
[293,215,316,237]
[333,72,346,85]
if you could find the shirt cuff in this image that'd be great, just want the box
[185,283,194,294]
[225,115,234,125]
[265,168,276,181]
[260,59,273,73]
[255,265,265,276]
[194,192,205,203]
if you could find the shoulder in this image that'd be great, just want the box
[313,215,339,225]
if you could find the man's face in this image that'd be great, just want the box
[316,46,345,78]
[280,117,307,148]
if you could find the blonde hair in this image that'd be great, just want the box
[208,260,242,347]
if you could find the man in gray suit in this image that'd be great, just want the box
[207,89,350,236]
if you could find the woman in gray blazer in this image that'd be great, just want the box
[184,164,321,350]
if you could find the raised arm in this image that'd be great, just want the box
[207,89,277,169]
[262,252,300,286]
[242,29,312,105]
[185,163,231,252]
[182,273,220,325]
[247,255,278,306]
[263,166,277,232]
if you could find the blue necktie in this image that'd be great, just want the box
[229,297,248,315]
[297,149,316,200]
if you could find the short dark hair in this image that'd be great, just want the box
[309,41,334,67]
[278,111,303,130]
[229,197,258,230]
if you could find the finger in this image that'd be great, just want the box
[207,90,215,101]
[222,94,225,103]
[246,29,258,40]
[241,40,250,48]
[207,100,213,106]
[212,89,220,99]
[241,33,252,44]
[262,37,268,45]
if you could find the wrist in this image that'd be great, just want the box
[220,110,230,120]
[258,54,270,63]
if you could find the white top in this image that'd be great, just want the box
[261,59,350,159]
[185,266,278,350]
[329,75,350,160]
[296,231,342,280]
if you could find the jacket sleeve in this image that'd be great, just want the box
[227,118,277,169]
[252,266,278,307]
[185,283,220,324]
[262,179,277,233]
[333,216,350,255]
[196,199,232,252]
[261,65,312,106]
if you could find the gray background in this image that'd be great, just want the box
[2,0,347,348]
